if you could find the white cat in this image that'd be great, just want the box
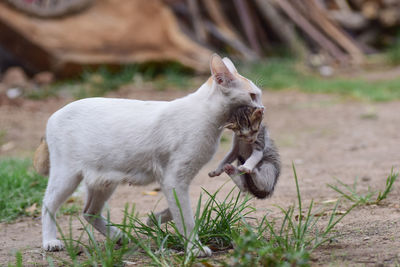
[34,54,263,257]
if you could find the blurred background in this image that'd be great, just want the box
[1,0,400,101]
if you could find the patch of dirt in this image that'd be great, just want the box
[0,85,399,266]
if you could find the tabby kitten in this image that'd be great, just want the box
[209,106,280,199]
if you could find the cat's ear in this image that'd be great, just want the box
[210,54,235,87]
[222,57,238,73]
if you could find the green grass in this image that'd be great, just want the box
[386,31,400,65]
[8,251,23,267]
[51,165,357,266]
[0,158,81,223]
[27,58,400,101]
[0,158,48,222]
[328,168,399,205]
[28,62,193,100]
[4,157,396,265]
[225,164,356,267]
[242,59,400,101]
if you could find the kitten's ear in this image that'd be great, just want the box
[222,57,238,73]
[224,122,237,130]
[210,54,235,87]
[252,107,264,120]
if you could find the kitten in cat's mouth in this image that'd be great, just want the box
[209,105,281,199]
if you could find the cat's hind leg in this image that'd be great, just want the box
[223,164,248,192]
[83,184,123,241]
[251,162,279,198]
[42,165,82,251]
[146,208,172,226]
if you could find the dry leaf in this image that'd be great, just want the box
[142,191,158,196]
[314,210,346,217]
[1,142,15,152]
[200,261,216,267]
[25,203,38,214]
[321,199,338,204]
[295,214,304,221]
[66,196,79,203]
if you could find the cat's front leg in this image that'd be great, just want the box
[238,150,263,173]
[161,180,212,257]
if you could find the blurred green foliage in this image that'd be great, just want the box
[242,59,400,101]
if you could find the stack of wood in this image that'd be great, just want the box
[164,0,400,66]
[2,0,400,76]
[0,0,212,76]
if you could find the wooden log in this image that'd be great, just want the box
[0,0,212,76]
[202,0,239,40]
[303,0,365,63]
[254,0,307,58]
[273,0,349,62]
[379,8,400,26]
[187,0,207,43]
[328,10,368,30]
[361,0,380,19]
[204,21,258,60]
[233,0,262,55]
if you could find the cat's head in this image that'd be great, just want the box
[210,54,263,110]
[225,106,264,143]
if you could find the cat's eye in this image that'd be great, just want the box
[250,93,257,101]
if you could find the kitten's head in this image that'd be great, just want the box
[209,54,263,110]
[225,106,264,143]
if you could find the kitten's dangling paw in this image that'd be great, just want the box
[208,169,223,177]
[223,164,237,176]
[238,165,252,174]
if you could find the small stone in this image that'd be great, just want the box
[319,65,334,77]
[6,88,22,99]
[2,67,29,88]
[362,176,371,182]
[363,236,370,241]
[1,141,15,152]
[33,71,55,86]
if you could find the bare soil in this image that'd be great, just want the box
[0,85,399,266]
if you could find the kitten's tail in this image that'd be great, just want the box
[33,137,50,176]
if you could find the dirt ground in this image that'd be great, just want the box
[0,84,399,266]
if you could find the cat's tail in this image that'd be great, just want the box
[33,137,50,176]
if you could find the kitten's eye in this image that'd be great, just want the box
[250,93,257,101]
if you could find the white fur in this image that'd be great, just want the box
[41,54,263,256]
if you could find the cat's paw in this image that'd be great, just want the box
[223,164,237,176]
[238,165,252,174]
[208,169,223,177]
[191,246,212,257]
[43,239,64,252]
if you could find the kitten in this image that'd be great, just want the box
[209,106,280,199]
[34,54,263,257]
